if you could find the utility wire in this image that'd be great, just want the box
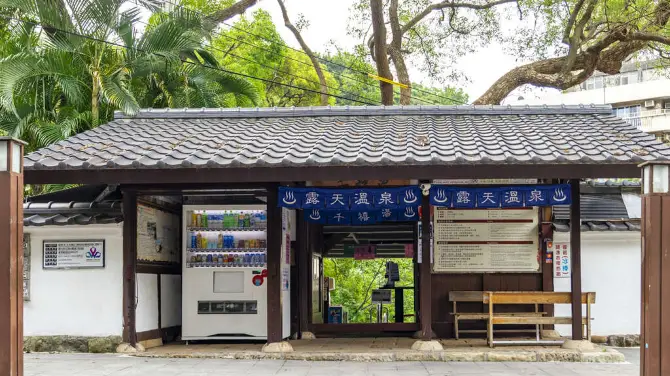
[159,0,467,105]
[131,17,385,106]
[4,15,380,106]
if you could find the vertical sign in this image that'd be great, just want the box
[23,234,30,301]
[552,242,571,278]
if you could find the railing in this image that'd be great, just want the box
[619,109,670,132]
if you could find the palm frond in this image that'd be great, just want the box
[101,68,140,115]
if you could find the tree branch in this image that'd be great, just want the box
[206,0,259,27]
[400,0,518,35]
[389,0,411,105]
[370,0,395,105]
[276,0,329,106]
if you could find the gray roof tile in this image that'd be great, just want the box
[24,105,670,171]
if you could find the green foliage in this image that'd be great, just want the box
[324,258,415,323]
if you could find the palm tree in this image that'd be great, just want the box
[0,0,258,150]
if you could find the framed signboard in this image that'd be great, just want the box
[433,207,540,273]
[43,240,105,269]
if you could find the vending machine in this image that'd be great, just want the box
[181,204,291,340]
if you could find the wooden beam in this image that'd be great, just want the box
[569,179,583,341]
[0,140,24,376]
[296,211,310,336]
[419,188,433,340]
[266,183,282,343]
[122,190,138,346]
[311,323,419,334]
[24,163,644,185]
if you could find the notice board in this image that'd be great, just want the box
[137,204,180,263]
[433,207,539,273]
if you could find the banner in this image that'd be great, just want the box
[429,184,571,208]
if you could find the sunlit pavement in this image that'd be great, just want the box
[25,351,640,376]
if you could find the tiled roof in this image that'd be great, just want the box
[553,191,641,232]
[23,201,122,226]
[553,220,640,232]
[23,105,670,171]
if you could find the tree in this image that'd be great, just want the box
[210,9,338,106]
[351,0,511,105]
[0,0,258,151]
[474,0,670,104]
[324,258,415,323]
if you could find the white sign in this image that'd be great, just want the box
[432,179,538,185]
[137,204,179,263]
[551,242,571,278]
[43,240,105,269]
[433,207,539,273]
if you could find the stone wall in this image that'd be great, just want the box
[24,336,123,353]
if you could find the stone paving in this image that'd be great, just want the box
[139,337,624,363]
[25,352,639,376]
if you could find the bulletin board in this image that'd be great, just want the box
[137,204,180,263]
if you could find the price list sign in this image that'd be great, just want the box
[433,208,539,273]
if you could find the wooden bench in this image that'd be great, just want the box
[484,291,596,347]
[449,291,545,340]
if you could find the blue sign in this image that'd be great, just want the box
[453,189,476,208]
[548,185,571,205]
[397,206,419,221]
[351,190,374,210]
[352,210,378,225]
[374,189,399,208]
[399,187,421,206]
[326,211,351,225]
[525,188,548,206]
[378,208,397,222]
[476,189,500,209]
[501,188,524,208]
[430,186,451,206]
[304,209,325,224]
[325,191,349,209]
[302,189,323,209]
[279,187,301,209]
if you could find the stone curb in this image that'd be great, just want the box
[134,348,625,363]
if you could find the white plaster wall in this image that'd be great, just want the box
[136,273,159,332]
[160,274,182,328]
[24,225,123,337]
[553,232,641,336]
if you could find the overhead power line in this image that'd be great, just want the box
[131,18,385,106]
[4,15,380,106]
[159,0,467,105]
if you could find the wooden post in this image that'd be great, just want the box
[569,179,583,341]
[122,190,138,346]
[419,190,433,340]
[266,184,282,343]
[296,211,311,337]
[0,138,25,376]
[640,162,670,376]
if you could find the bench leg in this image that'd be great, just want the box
[487,292,494,348]
[454,317,459,340]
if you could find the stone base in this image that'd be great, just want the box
[411,340,443,351]
[116,343,146,353]
[24,335,123,353]
[591,335,608,344]
[541,330,562,339]
[607,334,640,347]
[561,340,595,351]
[300,332,316,340]
[261,341,294,353]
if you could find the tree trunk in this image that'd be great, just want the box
[370,0,394,105]
[388,0,411,105]
[91,70,100,127]
[277,0,329,106]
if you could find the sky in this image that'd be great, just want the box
[254,0,549,103]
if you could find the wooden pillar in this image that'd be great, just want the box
[419,190,433,340]
[0,138,25,376]
[266,183,283,343]
[569,179,583,340]
[122,190,138,346]
[296,211,310,336]
[640,162,670,376]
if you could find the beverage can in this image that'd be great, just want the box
[196,213,202,227]
[191,212,197,227]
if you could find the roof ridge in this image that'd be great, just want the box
[114,104,614,119]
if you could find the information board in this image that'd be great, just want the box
[43,240,105,269]
[433,207,539,273]
[137,204,179,263]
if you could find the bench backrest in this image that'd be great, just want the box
[483,291,596,304]
[449,291,485,302]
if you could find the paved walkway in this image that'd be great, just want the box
[26,352,639,376]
